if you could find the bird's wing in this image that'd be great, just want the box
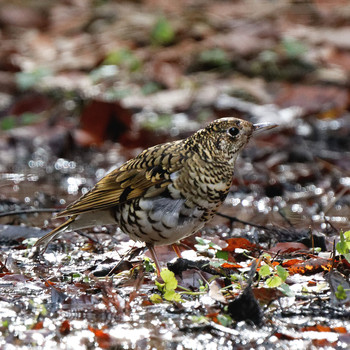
[56,141,185,218]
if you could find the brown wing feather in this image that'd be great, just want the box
[56,140,185,218]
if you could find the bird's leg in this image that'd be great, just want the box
[146,243,162,277]
[172,244,182,258]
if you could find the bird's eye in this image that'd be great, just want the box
[228,127,240,137]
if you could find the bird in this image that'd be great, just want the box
[33,117,276,275]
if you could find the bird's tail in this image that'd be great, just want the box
[33,216,76,252]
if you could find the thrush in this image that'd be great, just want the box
[34,117,276,275]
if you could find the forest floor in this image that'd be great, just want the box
[0,1,350,349]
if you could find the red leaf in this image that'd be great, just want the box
[273,332,298,340]
[333,327,347,334]
[222,238,257,252]
[287,258,332,275]
[75,100,131,146]
[59,320,71,335]
[312,339,337,347]
[307,280,317,286]
[141,300,153,307]
[301,325,331,332]
[282,259,304,267]
[31,321,43,330]
[206,312,219,323]
[221,262,243,269]
[88,326,111,349]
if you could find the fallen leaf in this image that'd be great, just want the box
[222,238,257,252]
[268,242,308,255]
[282,259,304,267]
[76,100,132,146]
[88,326,111,349]
[59,320,71,336]
[252,287,284,304]
[273,332,299,340]
[221,262,243,269]
[288,258,332,275]
[205,312,219,324]
[31,321,44,330]
[274,84,349,118]
[312,339,337,347]
[333,327,347,334]
[0,4,47,28]
[208,280,226,303]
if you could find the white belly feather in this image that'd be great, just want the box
[116,196,206,245]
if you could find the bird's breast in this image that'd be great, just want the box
[114,158,234,245]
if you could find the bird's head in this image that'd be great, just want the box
[190,117,277,164]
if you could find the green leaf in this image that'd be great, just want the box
[192,315,209,324]
[259,265,272,277]
[21,112,41,125]
[336,231,350,263]
[141,81,162,95]
[344,231,350,241]
[195,237,210,245]
[151,17,175,46]
[336,231,347,254]
[208,242,221,250]
[141,114,172,131]
[278,283,294,297]
[282,38,307,58]
[143,257,155,273]
[217,314,232,327]
[163,290,182,302]
[150,294,163,303]
[1,115,16,130]
[23,238,39,248]
[160,269,178,291]
[209,259,227,268]
[173,293,183,302]
[40,304,48,317]
[103,48,141,72]
[198,48,230,68]
[335,285,347,300]
[276,265,289,282]
[194,244,209,252]
[155,280,165,292]
[16,68,52,90]
[266,276,283,288]
[163,290,175,301]
[216,250,229,260]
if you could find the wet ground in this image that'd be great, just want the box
[1,0,350,349]
[1,111,350,349]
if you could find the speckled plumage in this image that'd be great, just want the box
[34,117,276,274]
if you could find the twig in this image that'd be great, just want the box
[0,208,60,218]
[75,229,102,246]
[216,212,268,230]
[323,187,348,216]
[108,244,140,276]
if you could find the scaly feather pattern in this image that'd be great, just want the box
[56,140,184,217]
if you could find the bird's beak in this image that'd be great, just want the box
[253,123,278,134]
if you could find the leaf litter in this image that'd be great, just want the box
[1,0,350,349]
